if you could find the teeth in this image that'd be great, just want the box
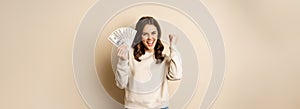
[147,41,153,44]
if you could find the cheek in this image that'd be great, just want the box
[141,38,147,44]
[154,35,158,41]
[153,36,158,42]
[142,37,147,41]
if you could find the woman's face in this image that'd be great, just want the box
[142,24,158,52]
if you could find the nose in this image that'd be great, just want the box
[146,36,154,40]
[148,34,155,38]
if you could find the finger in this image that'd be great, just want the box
[122,51,127,59]
[117,46,124,56]
[173,34,177,42]
[117,45,125,53]
[120,49,125,57]
[117,44,129,60]
[169,35,172,45]
[169,34,173,41]
[118,51,125,60]
[117,49,122,57]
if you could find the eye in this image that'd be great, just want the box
[142,33,147,36]
[151,31,157,35]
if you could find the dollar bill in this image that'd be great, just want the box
[108,32,123,47]
[107,27,137,47]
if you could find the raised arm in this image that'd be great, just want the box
[166,34,183,80]
[115,45,129,89]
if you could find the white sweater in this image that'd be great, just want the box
[115,46,182,109]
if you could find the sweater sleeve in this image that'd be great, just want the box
[115,58,129,89]
[166,45,183,80]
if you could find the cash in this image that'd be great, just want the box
[107,27,137,47]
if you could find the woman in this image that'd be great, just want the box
[115,16,182,109]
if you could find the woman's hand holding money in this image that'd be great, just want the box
[117,45,129,61]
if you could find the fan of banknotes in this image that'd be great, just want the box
[107,27,137,47]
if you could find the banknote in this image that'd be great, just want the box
[107,27,137,47]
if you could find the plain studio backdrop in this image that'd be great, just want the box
[0,0,299,109]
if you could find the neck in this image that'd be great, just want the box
[145,49,154,53]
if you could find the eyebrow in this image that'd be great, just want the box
[143,30,157,34]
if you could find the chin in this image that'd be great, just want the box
[145,46,154,50]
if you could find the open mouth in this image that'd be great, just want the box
[146,40,155,47]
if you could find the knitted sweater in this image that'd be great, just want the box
[115,46,182,109]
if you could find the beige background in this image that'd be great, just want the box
[0,0,299,109]
[94,4,212,108]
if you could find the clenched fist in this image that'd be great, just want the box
[169,34,178,47]
[117,45,129,61]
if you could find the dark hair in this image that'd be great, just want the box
[132,16,164,63]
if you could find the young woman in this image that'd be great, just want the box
[115,16,182,109]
